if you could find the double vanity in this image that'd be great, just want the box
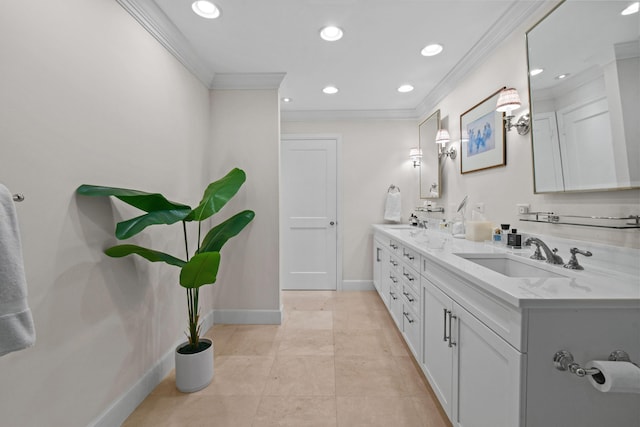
[372,224,639,427]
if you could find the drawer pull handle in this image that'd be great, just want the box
[403,311,415,323]
[389,260,398,267]
[390,275,398,283]
[443,309,449,342]
[448,311,457,348]
[403,273,415,282]
[402,291,415,302]
[390,243,398,249]
[404,252,415,260]
[390,292,398,300]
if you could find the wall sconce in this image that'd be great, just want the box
[435,129,457,159]
[496,87,530,135]
[409,147,422,168]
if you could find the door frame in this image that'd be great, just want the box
[279,133,343,291]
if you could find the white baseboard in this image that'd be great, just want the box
[341,280,375,291]
[213,308,283,325]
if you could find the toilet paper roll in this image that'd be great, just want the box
[586,360,640,394]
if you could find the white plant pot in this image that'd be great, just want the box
[175,339,214,393]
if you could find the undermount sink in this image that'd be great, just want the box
[383,225,416,230]
[455,253,567,278]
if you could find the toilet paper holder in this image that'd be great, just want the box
[553,349,635,378]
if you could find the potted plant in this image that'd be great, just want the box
[76,167,255,392]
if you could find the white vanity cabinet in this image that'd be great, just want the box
[372,226,640,427]
[422,279,524,425]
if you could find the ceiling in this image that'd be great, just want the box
[117,0,549,119]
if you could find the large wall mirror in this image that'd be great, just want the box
[419,110,441,198]
[526,0,639,193]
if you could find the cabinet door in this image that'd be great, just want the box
[452,303,524,427]
[422,280,454,419]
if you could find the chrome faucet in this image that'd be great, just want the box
[524,237,564,265]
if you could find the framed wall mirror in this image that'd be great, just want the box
[419,110,441,198]
[526,0,639,193]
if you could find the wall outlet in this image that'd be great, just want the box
[517,203,530,214]
[473,202,485,213]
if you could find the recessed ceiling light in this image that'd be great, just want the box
[621,2,639,15]
[320,26,343,41]
[530,68,544,76]
[421,44,443,57]
[397,84,414,93]
[555,73,570,80]
[192,1,221,19]
[323,86,339,94]
[281,97,292,103]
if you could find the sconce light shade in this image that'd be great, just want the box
[409,147,422,168]
[496,88,522,113]
[435,129,450,145]
[496,87,530,135]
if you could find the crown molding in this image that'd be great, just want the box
[281,108,418,122]
[211,73,286,90]
[118,0,551,120]
[414,0,551,120]
[117,0,215,87]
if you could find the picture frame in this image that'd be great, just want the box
[460,87,506,174]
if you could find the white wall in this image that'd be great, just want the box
[281,120,419,281]
[283,4,640,283]
[209,90,281,314]
[0,1,211,426]
[432,9,640,250]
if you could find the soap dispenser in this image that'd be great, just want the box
[507,229,522,248]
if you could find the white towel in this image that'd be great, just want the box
[383,191,402,222]
[0,184,35,357]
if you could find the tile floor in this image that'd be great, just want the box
[123,291,451,427]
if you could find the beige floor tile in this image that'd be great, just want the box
[412,394,452,427]
[332,307,395,330]
[253,396,337,426]
[217,325,281,356]
[282,291,336,311]
[124,291,449,427]
[285,310,334,330]
[335,355,407,397]
[336,396,426,427]
[198,355,275,396]
[334,329,392,356]
[381,326,410,356]
[277,329,335,356]
[264,355,335,396]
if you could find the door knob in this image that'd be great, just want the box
[329,221,335,226]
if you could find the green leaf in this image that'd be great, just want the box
[185,168,246,222]
[199,210,255,253]
[179,252,221,289]
[114,210,191,240]
[76,185,191,213]
[76,184,192,238]
[104,244,186,268]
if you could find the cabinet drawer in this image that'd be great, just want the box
[402,283,419,313]
[402,304,421,360]
[389,283,403,329]
[401,245,420,270]
[401,264,419,294]
[387,238,401,254]
[389,254,401,273]
[422,256,524,351]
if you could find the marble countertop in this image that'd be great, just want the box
[373,224,640,309]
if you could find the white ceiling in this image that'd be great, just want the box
[117,0,549,119]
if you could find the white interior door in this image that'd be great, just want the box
[281,137,338,290]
